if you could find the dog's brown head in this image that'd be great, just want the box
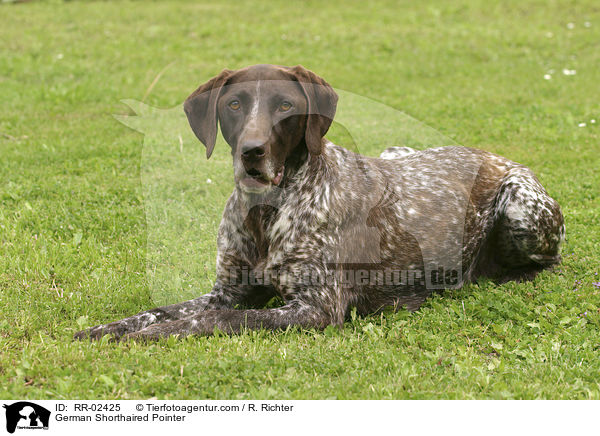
[184,64,338,194]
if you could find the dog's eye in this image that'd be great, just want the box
[279,101,292,112]
[228,100,241,111]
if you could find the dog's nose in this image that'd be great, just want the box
[241,140,266,160]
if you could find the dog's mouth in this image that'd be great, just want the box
[240,166,284,192]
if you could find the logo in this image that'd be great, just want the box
[2,402,50,434]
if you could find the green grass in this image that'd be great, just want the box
[1,0,599,399]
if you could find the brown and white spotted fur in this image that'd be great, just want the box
[75,64,565,341]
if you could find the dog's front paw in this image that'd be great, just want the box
[74,322,129,341]
[120,319,194,342]
[120,326,173,342]
[121,331,164,342]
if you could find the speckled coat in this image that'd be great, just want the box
[75,65,564,341]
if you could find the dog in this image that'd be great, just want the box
[75,64,565,341]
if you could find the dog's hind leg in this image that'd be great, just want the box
[489,166,565,279]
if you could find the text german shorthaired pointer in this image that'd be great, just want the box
[75,64,565,341]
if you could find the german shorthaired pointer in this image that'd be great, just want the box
[75,64,565,341]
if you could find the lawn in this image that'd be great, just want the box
[0,0,599,399]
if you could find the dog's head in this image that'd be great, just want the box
[184,64,338,194]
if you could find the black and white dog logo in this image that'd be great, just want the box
[2,402,50,434]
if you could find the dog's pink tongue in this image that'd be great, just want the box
[272,168,284,186]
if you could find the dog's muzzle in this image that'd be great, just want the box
[238,141,284,193]
[239,166,284,193]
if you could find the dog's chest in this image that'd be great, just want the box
[242,205,280,261]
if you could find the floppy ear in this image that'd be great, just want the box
[183,69,233,159]
[288,65,338,156]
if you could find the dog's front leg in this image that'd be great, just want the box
[121,302,331,341]
[73,295,209,340]
[73,283,265,340]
